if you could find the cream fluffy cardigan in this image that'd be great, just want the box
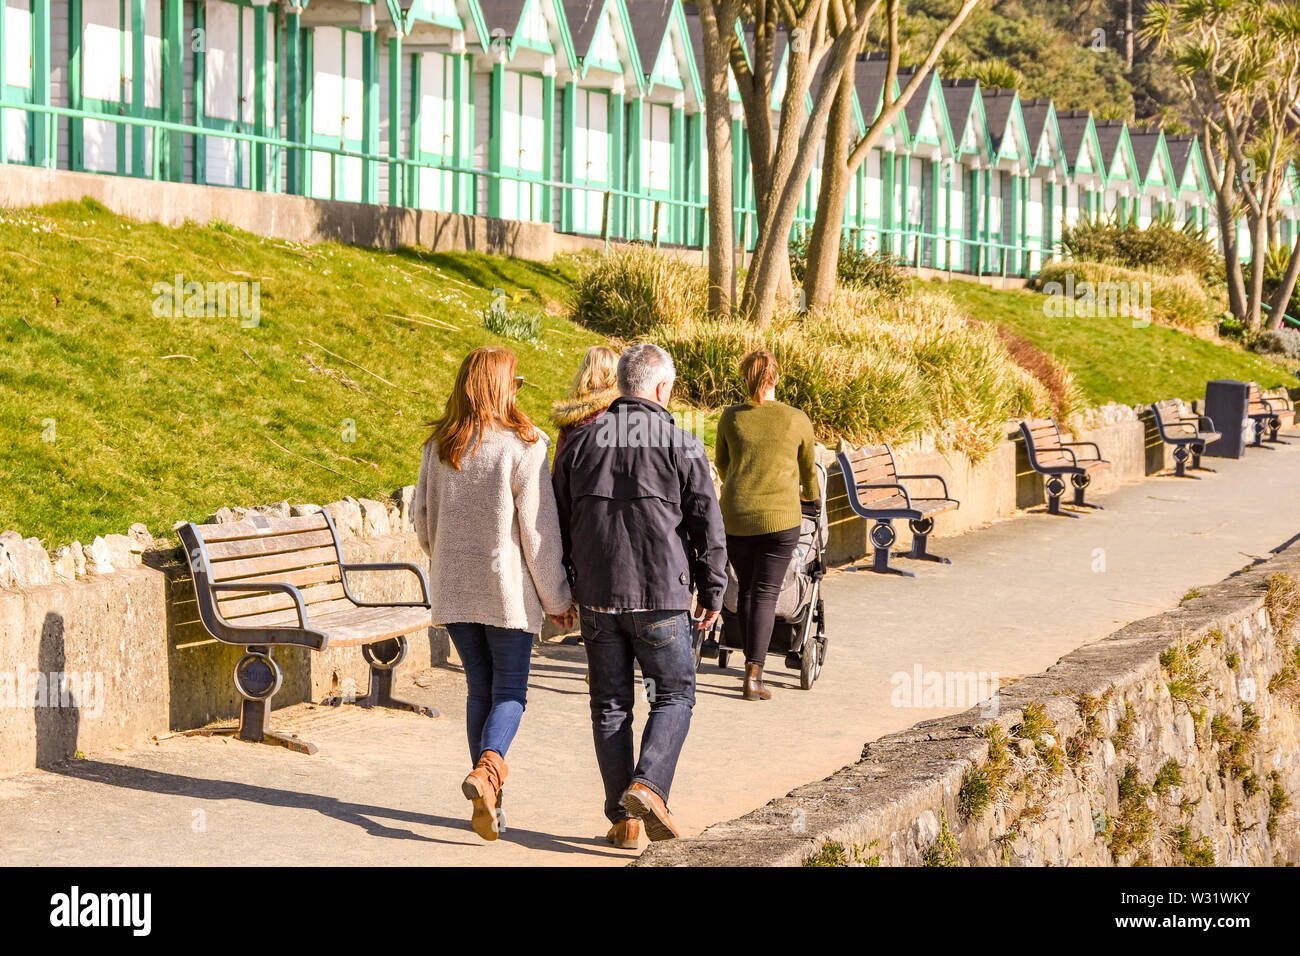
[413,426,572,633]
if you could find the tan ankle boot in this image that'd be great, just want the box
[462,750,508,841]
[742,663,771,701]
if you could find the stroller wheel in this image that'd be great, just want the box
[799,640,822,690]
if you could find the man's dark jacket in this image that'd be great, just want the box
[552,395,727,612]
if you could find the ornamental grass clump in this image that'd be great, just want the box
[568,252,1068,459]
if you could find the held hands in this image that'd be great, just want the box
[548,604,578,632]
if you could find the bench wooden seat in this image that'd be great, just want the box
[178,510,436,753]
[1149,398,1219,477]
[1019,418,1111,517]
[1247,382,1292,446]
[834,441,960,576]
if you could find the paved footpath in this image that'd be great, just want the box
[4,441,1300,865]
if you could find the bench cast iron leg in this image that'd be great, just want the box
[1190,444,1215,473]
[1267,416,1286,443]
[181,647,318,755]
[1043,476,1077,518]
[323,636,440,718]
[903,517,951,564]
[1172,444,1195,478]
[1071,473,1103,510]
[1251,418,1269,448]
[859,519,915,577]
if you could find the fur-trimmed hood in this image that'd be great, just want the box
[551,386,621,429]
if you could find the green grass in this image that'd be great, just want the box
[0,200,611,547]
[3,201,1292,550]
[939,279,1296,406]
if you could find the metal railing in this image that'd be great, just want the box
[2,101,1053,279]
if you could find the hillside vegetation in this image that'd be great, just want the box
[1,201,1293,548]
[0,200,603,546]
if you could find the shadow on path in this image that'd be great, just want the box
[49,759,626,858]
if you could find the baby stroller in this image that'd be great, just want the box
[696,462,829,690]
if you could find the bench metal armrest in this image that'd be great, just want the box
[856,482,913,509]
[896,473,951,499]
[340,562,432,608]
[1197,414,1216,432]
[210,581,309,629]
[1037,445,1077,465]
[1060,440,1102,459]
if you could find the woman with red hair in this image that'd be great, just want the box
[413,346,574,841]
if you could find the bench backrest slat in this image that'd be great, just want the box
[838,442,900,506]
[188,513,344,627]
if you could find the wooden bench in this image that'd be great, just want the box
[835,441,960,576]
[1020,419,1111,517]
[1149,399,1220,477]
[178,511,436,754]
[1247,382,1292,446]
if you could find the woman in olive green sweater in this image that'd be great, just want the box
[715,350,819,700]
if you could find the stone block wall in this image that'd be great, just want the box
[638,544,1300,867]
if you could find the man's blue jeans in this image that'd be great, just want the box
[445,623,533,764]
[580,607,697,824]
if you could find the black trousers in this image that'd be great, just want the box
[726,526,801,666]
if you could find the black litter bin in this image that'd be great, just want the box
[1203,379,1249,458]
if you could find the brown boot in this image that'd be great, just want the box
[620,782,680,842]
[742,662,772,701]
[606,817,643,849]
[462,750,508,841]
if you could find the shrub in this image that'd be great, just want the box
[1060,215,1223,284]
[656,287,1055,459]
[1255,327,1300,360]
[568,247,705,338]
[567,251,1065,460]
[789,235,906,297]
[1037,259,1225,336]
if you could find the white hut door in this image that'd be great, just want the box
[79,0,161,173]
[3,0,33,163]
[310,25,362,202]
[573,88,608,234]
[417,51,456,211]
[501,72,545,222]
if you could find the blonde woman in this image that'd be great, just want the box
[413,346,575,842]
[552,345,620,460]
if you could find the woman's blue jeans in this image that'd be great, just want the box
[445,623,534,764]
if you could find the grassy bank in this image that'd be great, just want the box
[3,201,1295,549]
[0,200,604,547]
[940,279,1295,406]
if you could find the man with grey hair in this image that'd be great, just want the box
[552,342,726,848]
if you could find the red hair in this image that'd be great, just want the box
[430,347,538,468]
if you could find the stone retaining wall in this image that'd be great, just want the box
[0,500,448,775]
[637,544,1300,867]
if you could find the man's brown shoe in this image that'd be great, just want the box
[620,783,679,841]
[742,663,772,700]
[606,818,642,849]
[462,750,508,841]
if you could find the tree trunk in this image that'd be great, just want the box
[1213,175,1247,322]
[1247,211,1268,330]
[1266,234,1300,330]
[804,71,856,313]
[1125,0,1134,69]
[697,2,736,320]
